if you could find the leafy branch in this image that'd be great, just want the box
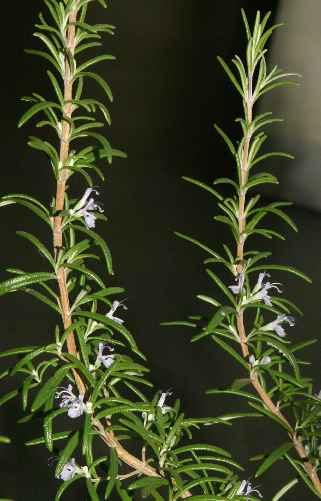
[165,9,321,500]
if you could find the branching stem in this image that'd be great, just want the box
[235,73,321,494]
[52,5,191,497]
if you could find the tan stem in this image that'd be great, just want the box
[234,77,321,494]
[51,6,191,498]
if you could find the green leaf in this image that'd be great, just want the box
[161,320,197,328]
[0,195,51,226]
[205,269,236,306]
[72,224,114,275]
[129,477,168,491]
[16,231,55,267]
[255,442,293,477]
[272,479,298,501]
[55,431,80,479]
[31,364,74,412]
[174,443,231,458]
[211,336,248,369]
[0,389,19,407]
[174,232,222,260]
[55,476,82,501]
[0,272,55,296]
[214,124,236,156]
[248,264,312,283]
[0,346,37,358]
[206,388,261,404]
[86,479,99,501]
[285,455,321,499]
[26,431,70,446]
[105,449,118,498]
[182,176,223,200]
[75,311,143,359]
[18,101,60,127]
[76,71,113,102]
[115,481,133,501]
[76,54,116,74]
[43,409,66,452]
[217,56,243,95]
[0,436,11,444]
[259,335,300,379]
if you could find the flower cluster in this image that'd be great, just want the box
[229,272,283,308]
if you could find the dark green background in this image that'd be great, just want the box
[0,1,320,499]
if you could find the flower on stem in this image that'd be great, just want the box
[249,355,271,367]
[157,389,173,415]
[106,300,127,325]
[55,384,92,418]
[57,458,78,481]
[56,458,90,481]
[247,272,282,306]
[229,272,245,295]
[237,480,263,498]
[261,314,295,338]
[69,188,103,229]
[142,389,173,425]
[96,343,115,369]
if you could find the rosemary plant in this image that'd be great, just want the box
[164,9,321,500]
[0,1,250,499]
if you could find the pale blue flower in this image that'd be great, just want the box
[249,355,271,367]
[106,300,127,325]
[69,188,103,229]
[262,314,295,338]
[237,480,263,498]
[229,272,245,295]
[250,272,282,306]
[57,458,90,481]
[55,384,92,418]
[157,390,173,414]
[96,343,115,369]
[57,458,78,481]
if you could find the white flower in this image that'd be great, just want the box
[249,355,271,367]
[249,272,282,306]
[229,272,245,295]
[106,300,128,325]
[262,314,295,338]
[157,390,173,415]
[55,385,91,419]
[237,480,263,498]
[69,188,103,229]
[315,390,321,400]
[57,458,91,481]
[57,458,78,481]
[142,390,173,425]
[96,343,115,369]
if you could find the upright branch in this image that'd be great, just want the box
[232,11,321,496]
[171,9,321,499]
[54,6,77,249]
[53,3,85,396]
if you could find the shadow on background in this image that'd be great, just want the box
[0,1,320,500]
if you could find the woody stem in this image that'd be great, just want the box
[52,5,191,497]
[235,74,321,494]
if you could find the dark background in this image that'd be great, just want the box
[0,1,320,499]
